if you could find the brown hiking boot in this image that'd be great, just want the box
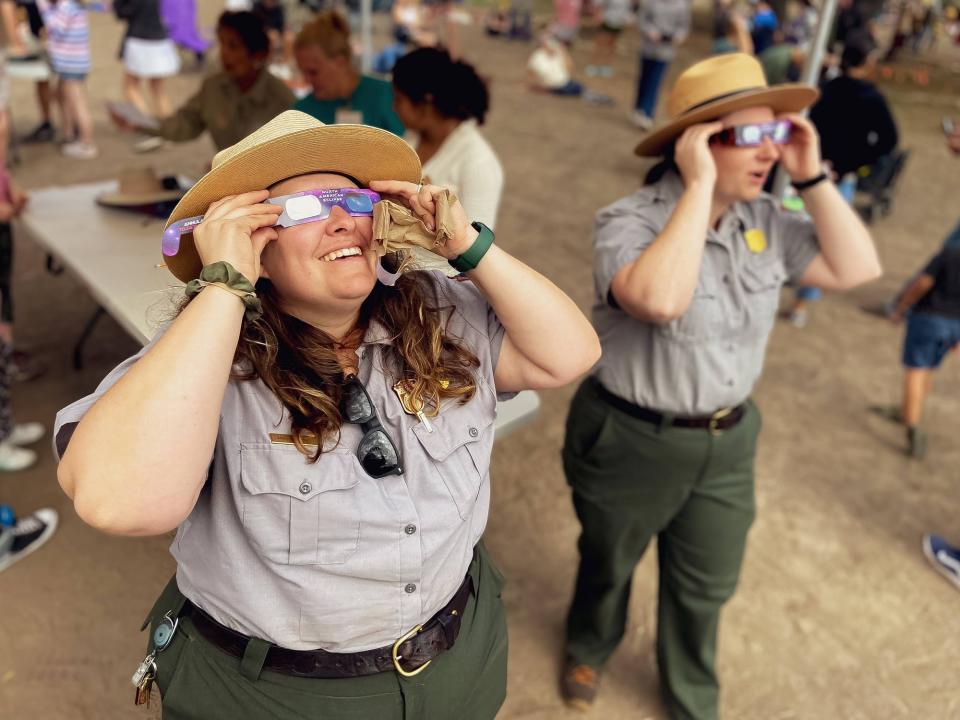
[561,660,600,712]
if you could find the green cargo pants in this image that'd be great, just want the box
[562,378,760,720]
[142,543,508,720]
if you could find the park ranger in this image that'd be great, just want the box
[54,111,600,719]
[559,54,882,718]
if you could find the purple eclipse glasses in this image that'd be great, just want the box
[162,188,381,257]
[709,120,792,148]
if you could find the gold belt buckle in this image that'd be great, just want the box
[708,407,733,436]
[392,625,431,677]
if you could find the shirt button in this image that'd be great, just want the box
[726,379,735,386]
[404,583,417,594]
[299,482,312,495]
[468,427,479,438]
[723,275,731,284]
[404,524,417,535]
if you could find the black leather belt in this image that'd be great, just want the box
[182,574,473,679]
[593,379,747,434]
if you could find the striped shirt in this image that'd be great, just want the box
[36,0,91,76]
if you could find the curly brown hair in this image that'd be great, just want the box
[227,272,480,461]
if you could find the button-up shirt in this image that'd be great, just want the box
[54,272,505,652]
[592,171,819,415]
[154,69,295,151]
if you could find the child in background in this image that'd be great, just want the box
[587,0,631,77]
[113,0,180,121]
[36,0,97,158]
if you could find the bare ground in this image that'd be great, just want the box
[1,4,960,719]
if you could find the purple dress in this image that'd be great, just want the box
[160,0,210,53]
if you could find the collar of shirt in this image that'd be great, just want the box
[652,170,747,245]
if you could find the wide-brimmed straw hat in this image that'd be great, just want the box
[97,167,186,207]
[163,110,422,282]
[634,53,820,157]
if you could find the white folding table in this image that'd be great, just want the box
[19,181,540,436]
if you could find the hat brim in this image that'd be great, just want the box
[634,85,820,157]
[163,124,422,282]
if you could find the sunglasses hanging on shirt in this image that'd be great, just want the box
[709,120,792,148]
[340,374,404,479]
[161,188,381,258]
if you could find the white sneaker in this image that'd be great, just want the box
[0,441,37,471]
[631,111,653,130]
[61,141,99,159]
[7,422,45,446]
[133,136,167,153]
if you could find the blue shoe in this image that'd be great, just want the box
[923,534,960,590]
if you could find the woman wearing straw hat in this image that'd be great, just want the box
[53,110,600,718]
[560,53,881,718]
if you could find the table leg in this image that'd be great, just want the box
[74,306,106,370]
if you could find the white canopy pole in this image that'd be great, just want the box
[773,0,839,197]
[360,0,373,74]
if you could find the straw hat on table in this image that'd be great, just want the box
[634,53,820,158]
[163,110,422,283]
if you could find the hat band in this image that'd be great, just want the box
[678,86,766,116]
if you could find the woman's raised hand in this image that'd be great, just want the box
[675,121,723,189]
[368,180,477,260]
[192,190,281,282]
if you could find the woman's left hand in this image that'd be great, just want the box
[777,113,823,182]
[369,180,478,259]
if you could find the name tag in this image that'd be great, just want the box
[334,108,363,125]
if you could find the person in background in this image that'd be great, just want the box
[0,0,58,143]
[749,0,778,55]
[252,0,293,71]
[392,47,503,230]
[631,0,691,130]
[161,0,211,68]
[114,0,180,121]
[527,26,585,96]
[110,11,294,153]
[293,11,405,135]
[713,0,753,55]
[35,0,97,159]
[551,0,581,46]
[759,32,806,85]
[0,506,58,572]
[586,0,631,78]
[884,246,960,458]
[559,53,880,717]
[786,31,897,327]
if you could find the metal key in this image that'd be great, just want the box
[131,653,155,688]
[134,664,156,707]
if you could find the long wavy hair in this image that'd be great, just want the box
[220,271,480,461]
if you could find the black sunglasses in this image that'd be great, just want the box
[341,375,404,478]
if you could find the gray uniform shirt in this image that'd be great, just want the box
[638,0,691,62]
[54,272,507,652]
[592,171,820,415]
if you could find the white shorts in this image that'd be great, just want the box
[123,37,181,79]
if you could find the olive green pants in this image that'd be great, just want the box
[562,378,759,720]
[142,544,508,720]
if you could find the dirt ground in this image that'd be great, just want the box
[2,3,960,719]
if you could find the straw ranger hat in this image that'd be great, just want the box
[97,167,186,207]
[163,110,422,282]
[634,53,820,157]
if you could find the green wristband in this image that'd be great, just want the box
[450,222,495,273]
[184,261,263,322]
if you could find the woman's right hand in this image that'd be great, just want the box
[675,121,723,189]
[192,190,282,282]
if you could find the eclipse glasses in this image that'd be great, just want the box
[161,188,381,257]
[709,120,792,148]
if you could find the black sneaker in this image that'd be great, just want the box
[12,350,47,383]
[0,508,58,572]
[22,121,55,144]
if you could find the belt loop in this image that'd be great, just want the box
[658,412,674,434]
[240,637,271,682]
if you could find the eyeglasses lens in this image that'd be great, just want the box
[772,121,790,143]
[740,125,762,145]
[342,381,374,424]
[358,430,401,477]
[345,193,374,214]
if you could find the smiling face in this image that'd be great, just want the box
[259,173,378,322]
[710,106,782,204]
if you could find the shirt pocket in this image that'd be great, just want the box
[739,258,786,332]
[239,443,362,566]
[411,384,497,521]
[658,277,725,342]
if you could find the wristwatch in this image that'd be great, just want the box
[450,222,495,273]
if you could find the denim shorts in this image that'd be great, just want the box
[57,71,87,82]
[902,312,960,369]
